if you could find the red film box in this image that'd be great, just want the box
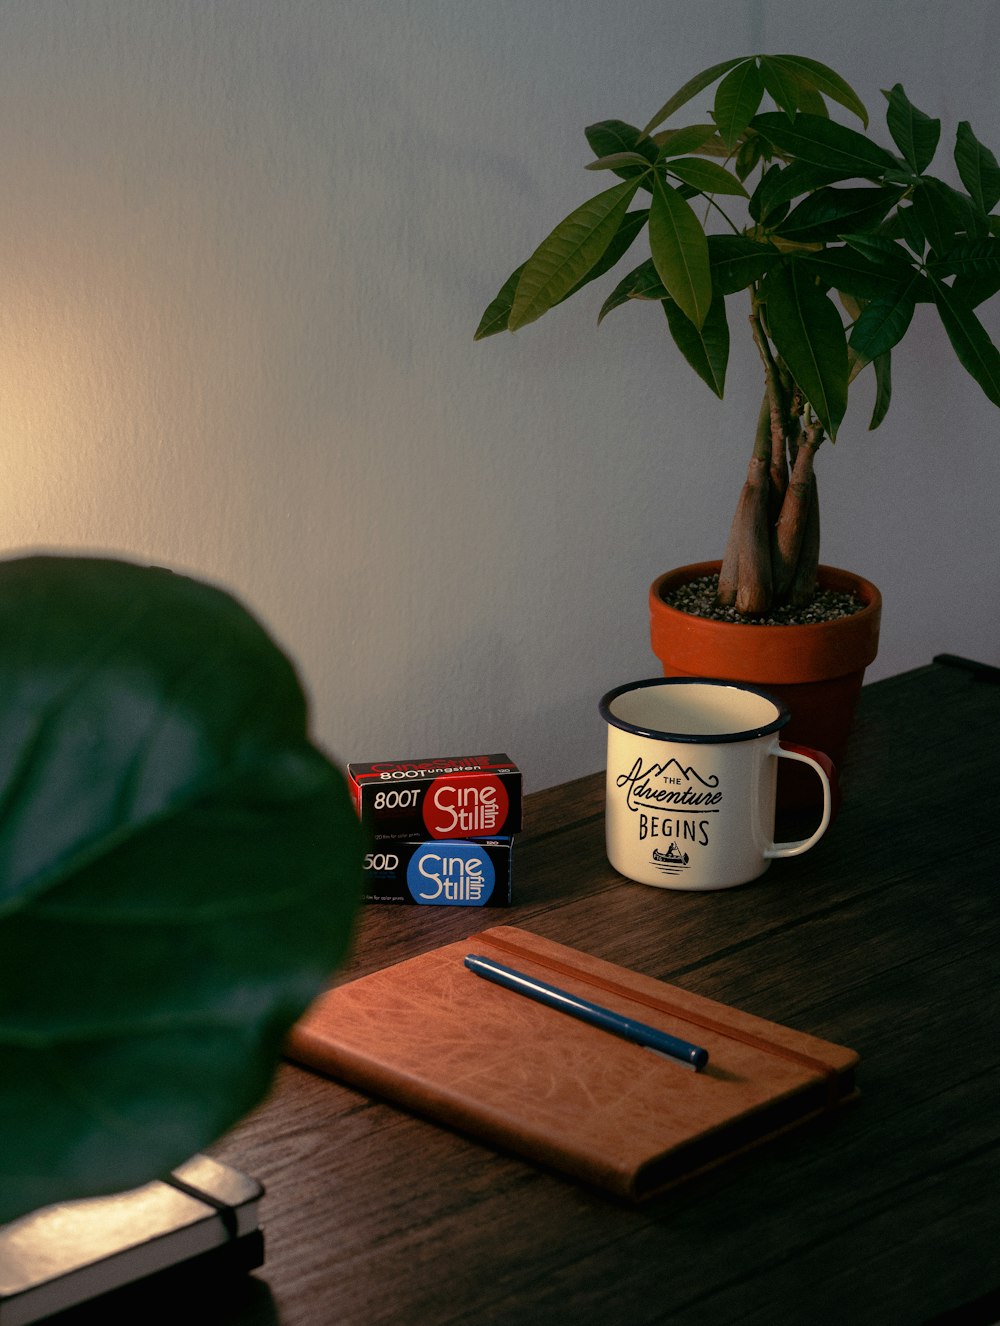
[348,754,522,842]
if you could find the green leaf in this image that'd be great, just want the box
[765,55,868,126]
[846,304,893,426]
[749,159,851,222]
[474,208,650,339]
[842,233,919,269]
[585,151,652,173]
[757,56,833,121]
[749,163,790,225]
[929,235,1000,278]
[714,60,765,149]
[933,178,990,237]
[662,292,730,397]
[509,180,640,330]
[762,263,848,436]
[653,123,719,157]
[758,55,807,119]
[474,263,525,339]
[775,185,902,243]
[586,119,659,162]
[929,275,1000,406]
[911,178,968,255]
[566,206,649,288]
[708,234,780,293]
[735,133,765,181]
[936,238,1000,307]
[848,272,922,362]
[753,111,898,178]
[793,83,830,119]
[585,120,658,188]
[844,288,894,430]
[665,156,749,197]
[869,352,893,428]
[598,258,668,322]
[648,173,712,328]
[748,159,848,216]
[0,556,363,1222]
[879,202,928,255]
[642,57,751,135]
[799,246,911,301]
[955,121,1000,213]
[883,84,940,175]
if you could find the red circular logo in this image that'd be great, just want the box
[423,774,509,839]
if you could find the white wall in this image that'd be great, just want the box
[0,0,997,791]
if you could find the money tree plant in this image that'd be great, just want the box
[476,53,1000,615]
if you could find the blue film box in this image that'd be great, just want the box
[362,838,513,907]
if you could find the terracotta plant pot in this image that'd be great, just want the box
[649,561,882,810]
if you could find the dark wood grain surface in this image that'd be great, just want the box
[198,660,1000,1326]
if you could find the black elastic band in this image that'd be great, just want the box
[164,1174,239,1239]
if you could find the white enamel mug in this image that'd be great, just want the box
[599,678,833,891]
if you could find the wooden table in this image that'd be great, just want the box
[206,658,999,1326]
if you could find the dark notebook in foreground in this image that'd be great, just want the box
[287,925,859,1202]
[0,1155,263,1326]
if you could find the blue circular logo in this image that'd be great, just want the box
[406,841,495,906]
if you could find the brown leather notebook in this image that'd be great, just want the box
[285,925,859,1202]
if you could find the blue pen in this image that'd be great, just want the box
[464,953,708,1071]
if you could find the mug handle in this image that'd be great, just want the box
[763,741,835,858]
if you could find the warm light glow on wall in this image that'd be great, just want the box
[0,282,125,549]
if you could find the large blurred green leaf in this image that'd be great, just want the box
[0,556,363,1222]
[509,180,640,330]
[648,173,712,328]
[762,263,848,436]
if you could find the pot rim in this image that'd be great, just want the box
[649,561,882,685]
[651,561,882,629]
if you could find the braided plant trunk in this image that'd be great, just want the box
[718,299,824,617]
